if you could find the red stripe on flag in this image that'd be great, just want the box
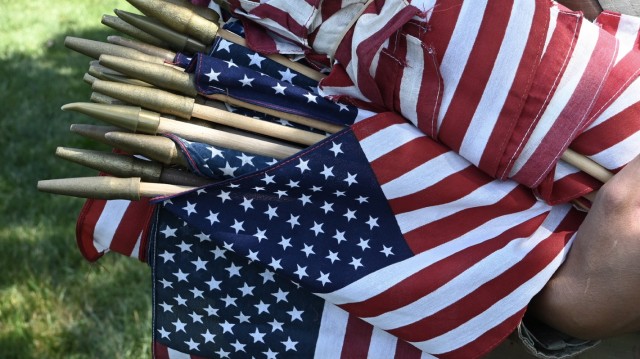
[387,166,492,215]
[573,102,640,156]
[340,315,374,359]
[596,10,622,35]
[538,170,601,205]
[251,3,309,40]
[584,51,640,130]
[153,341,170,359]
[438,310,525,359]
[369,136,449,185]
[75,199,108,262]
[109,198,154,258]
[377,29,407,111]
[426,1,463,64]
[394,340,424,359]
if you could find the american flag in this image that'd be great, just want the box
[149,110,584,358]
[74,1,640,357]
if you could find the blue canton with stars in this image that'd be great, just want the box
[167,134,278,181]
[185,49,360,127]
[155,128,413,294]
[150,206,325,358]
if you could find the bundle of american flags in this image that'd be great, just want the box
[54,0,640,358]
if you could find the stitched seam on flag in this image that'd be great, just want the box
[498,9,577,179]
[150,207,160,359]
[533,35,618,185]
[460,0,541,170]
[423,43,442,137]
[499,10,580,180]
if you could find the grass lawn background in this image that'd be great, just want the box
[0,1,153,358]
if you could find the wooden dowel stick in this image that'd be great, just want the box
[140,181,195,197]
[206,93,344,134]
[561,148,614,183]
[157,116,301,159]
[191,102,327,145]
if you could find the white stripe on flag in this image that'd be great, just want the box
[367,327,399,359]
[615,14,640,64]
[437,0,489,130]
[93,200,131,252]
[166,347,192,359]
[319,199,551,305]
[359,122,424,161]
[412,231,575,354]
[588,75,640,129]
[554,160,580,181]
[130,231,143,259]
[381,151,471,200]
[313,2,372,56]
[590,129,640,169]
[543,6,560,54]
[509,17,599,177]
[364,204,571,331]
[459,0,535,166]
[399,35,425,127]
[313,302,349,358]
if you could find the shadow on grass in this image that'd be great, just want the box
[0,26,152,358]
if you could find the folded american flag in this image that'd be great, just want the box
[74,1,640,358]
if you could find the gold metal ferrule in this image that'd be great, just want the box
[127,0,219,44]
[104,131,188,167]
[114,9,208,54]
[101,14,169,48]
[64,36,166,64]
[62,102,161,134]
[37,177,142,200]
[91,80,195,120]
[99,55,197,97]
[55,147,163,182]
[107,35,176,63]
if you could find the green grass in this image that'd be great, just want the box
[0,1,153,358]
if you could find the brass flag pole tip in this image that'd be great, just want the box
[61,103,81,112]
[60,101,161,134]
[37,177,142,200]
[126,0,219,44]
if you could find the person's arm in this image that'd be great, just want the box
[529,154,640,340]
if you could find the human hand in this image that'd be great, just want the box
[530,154,640,340]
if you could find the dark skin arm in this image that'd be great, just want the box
[530,154,640,340]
